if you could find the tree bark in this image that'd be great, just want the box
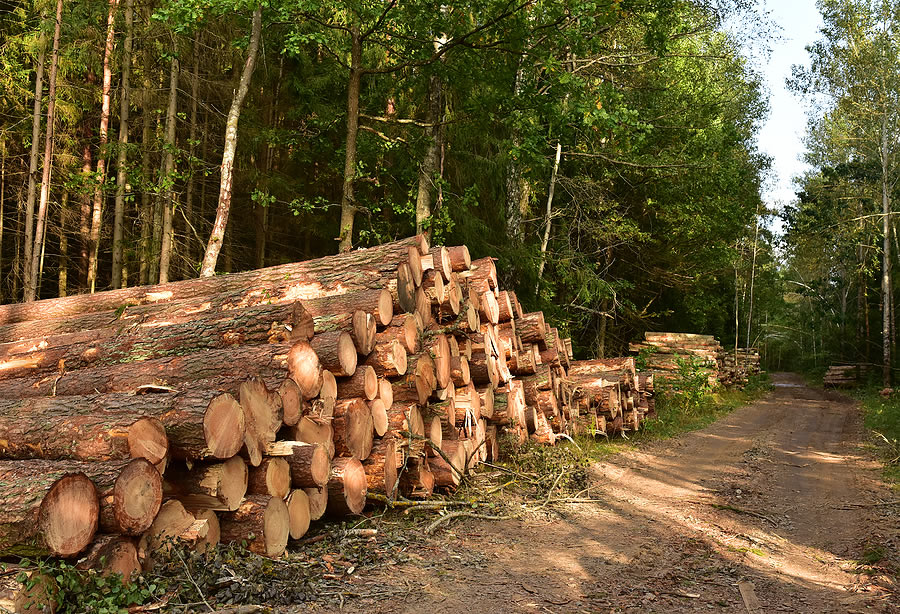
[86,0,120,292]
[199,6,262,276]
[883,112,892,387]
[158,48,179,283]
[415,74,443,236]
[338,25,362,253]
[184,32,201,275]
[25,2,62,302]
[0,390,244,460]
[112,0,134,289]
[139,10,154,285]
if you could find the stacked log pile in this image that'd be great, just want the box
[630,332,722,387]
[0,234,649,577]
[720,348,762,387]
[823,364,867,387]
[564,357,653,436]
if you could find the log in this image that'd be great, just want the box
[370,398,389,437]
[396,262,417,313]
[449,355,471,386]
[447,245,472,272]
[302,289,394,328]
[290,417,335,459]
[461,257,497,294]
[326,457,367,516]
[430,444,466,489]
[362,438,400,500]
[278,379,304,427]
[191,509,221,552]
[363,339,407,377]
[304,486,328,521]
[220,495,290,557]
[240,377,284,466]
[165,456,248,511]
[428,333,452,388]
[399,457,434,499]
[137,500,207,563]
[0,460,98,557]
[0,390,245,461]
[469,351,499,387]
[332,398,374,460]
[287,341,324,399]
[385,402,423,438]
[318,370,338,416]
[1,342,304,400]
[263,440,331,488]
[84,458,163,536]
[479,291,500,325]
[479,385,494,419]
[0,301,309,381]
[310,331,357,377]
[378,377,393,408]
[0,236,429,326]
[375,314,420,354]
[392,353,436,404]
[0,399,169,464]
[337,365,378,400]
[496,291,515,322]
[247,457,292,498]
[286,489,311,540]
[311,310,376,355]
[76,535,141,585]
[422,246,452,281]
[516,312,547,347]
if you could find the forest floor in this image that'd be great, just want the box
[309,373,899,613]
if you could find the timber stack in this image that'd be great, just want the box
[630,332,722,387]
[720,348,762,387]
[823,364,867,387]
[0,234,648,579]
[563,357,652,436]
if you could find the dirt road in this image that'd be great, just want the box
[343,373,899,613]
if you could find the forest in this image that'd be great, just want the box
[2,0,768,360]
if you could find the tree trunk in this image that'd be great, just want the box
[22,36,46,302]
[0,143,5,303]
[199,6,262,276]
[883,113,892,388]
[26,0,62,303]
[112,0,133,289]
[139,12,154,285]
[158,49,179,283]
[0,461,98,558]
[337,25,362,253]
[535,141,561,294]
[86,0,120,293]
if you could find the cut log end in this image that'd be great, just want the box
[286,489,311,540]
[203,393,246,459]
[327,457,367,516]
[127,417,169,465]
[262,496,291,557]
[40,473,99,558]
[278,379,303,427]
[376,289,394,327]
[115,459,163,535]
[287,341,323,398]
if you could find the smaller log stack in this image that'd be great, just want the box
[720,348,762,387]
[823,364,867,388]
[629,332,722,387]
[0,233,658,584]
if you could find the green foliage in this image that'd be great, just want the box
[854,387,900,486]
[634,345,658,371]
[662,354,716,413]
[16,559,160,614]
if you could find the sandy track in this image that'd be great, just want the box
[339,373,898,613]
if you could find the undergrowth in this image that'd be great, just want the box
[853,388,900,488]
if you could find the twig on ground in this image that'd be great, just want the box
[172,548,214,612]
[424,511,516,535]
[834,500,900,509]
[707,502,778,526]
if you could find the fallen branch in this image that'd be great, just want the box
[708,503,777,526]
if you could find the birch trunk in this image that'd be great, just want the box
[535,141,561,294]
[112,0,133,289]
[882,113,892,387]
[199,7,262,277]
[415,74,442,237]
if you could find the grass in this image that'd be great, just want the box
[852,387,900,488]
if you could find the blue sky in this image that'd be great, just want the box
[754,0,823,212]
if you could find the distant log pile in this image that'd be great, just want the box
[720,348,761,387]
[0,234,650,578]
[630,332,763,390]
[823,364,868,387]
[629,332,722,387]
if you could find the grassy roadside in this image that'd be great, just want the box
[852,388,900,489]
